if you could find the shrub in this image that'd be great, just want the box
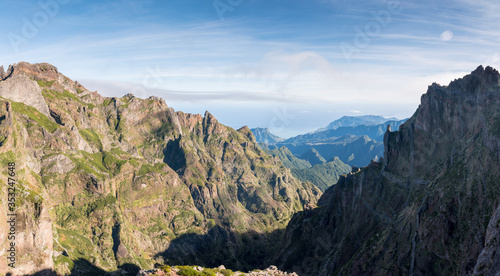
[177,266,199,276]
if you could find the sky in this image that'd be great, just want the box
[1,0,499,137]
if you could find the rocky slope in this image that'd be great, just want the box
[275,66,500,275]
[0,62,320,276]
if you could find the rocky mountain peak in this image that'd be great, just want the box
[446,65,500,93]
[383,65,500,182]
[0,62,55,117]
[471,65,499,80]
[0,65,14,80]
[0,62,63,83]
[202,110,225,135]
[237,126,256,142]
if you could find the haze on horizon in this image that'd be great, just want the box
[1,0,499,137]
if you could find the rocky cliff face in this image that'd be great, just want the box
[275,66,500,275]
[0,62,320,276]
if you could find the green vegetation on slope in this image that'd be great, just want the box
[259,144,311,169]
[11,101,59,133]
[260,144,351,191]
[291,157,352,191]
[79,129,103,150]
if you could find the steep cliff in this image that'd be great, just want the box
[0,62,320,276]
[276,66,500,275]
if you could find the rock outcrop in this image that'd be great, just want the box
[137,265,297,276]
[0,62,52,117]
[275,66,500,275]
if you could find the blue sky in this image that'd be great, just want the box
[1,0,499,137]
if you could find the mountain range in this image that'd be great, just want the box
[2,62,500,276]
[251,117,407,169]
[317,115,399,132]
[0,62,319,275]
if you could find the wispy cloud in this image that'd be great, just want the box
[1,0,499,135]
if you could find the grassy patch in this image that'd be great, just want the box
[56,194,116,227]
[189,177,204,187]
[79,129,103,151]
[11,101,59,133]
[53,254,75,272]
[36,80,55,87]
[0,151,16,167]
[128,158,140,167]
[103,98,113,107]
[56,228,95,259]
[137,163,166,176]
[102,151,126,175]
[30,170,42,184]
[15,180,43,207]
[119,97,131,109]
[110,147,131,157]
[177,266,217,276]
[42,89,81,103]
[69,155,106,179]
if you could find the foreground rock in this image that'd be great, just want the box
[137,265,298,276]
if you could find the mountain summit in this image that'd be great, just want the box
[275,66,500,275]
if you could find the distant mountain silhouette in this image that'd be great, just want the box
[250,127,284,143]
[315,115,398,132]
